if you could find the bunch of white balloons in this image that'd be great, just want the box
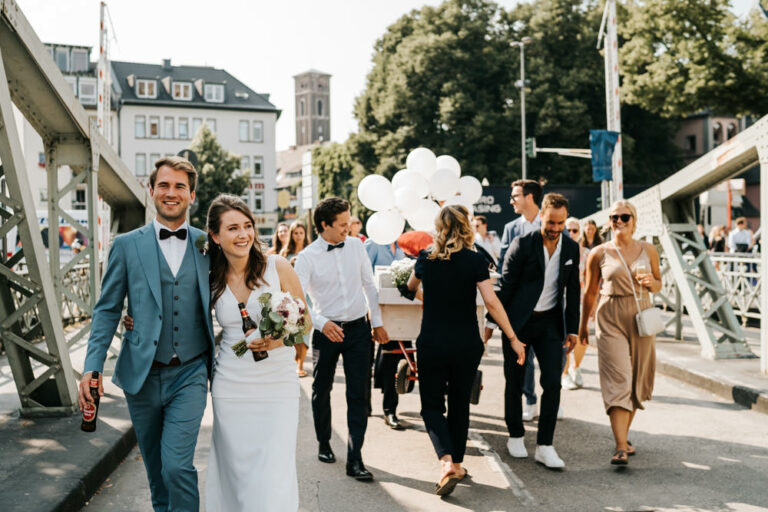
[357,148,484,245]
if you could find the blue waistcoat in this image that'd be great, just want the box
[155,240,208,363]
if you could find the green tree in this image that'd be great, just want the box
[620,0,768,118]
[189,124,249,228]
[311,142,370,221]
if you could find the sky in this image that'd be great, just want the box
[17,0,757,151]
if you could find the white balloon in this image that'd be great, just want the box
[458,176,483,204]
[406,148,437,181]
[436,155,461,177]
[445,194,474,215]
[366,209,405,245]
[394,187,420,215]
[406,199,441,232]
[429,168,460,201]
[357,174,395,212]
[391,169,429,198]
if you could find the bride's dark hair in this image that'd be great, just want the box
[207,194,267,305]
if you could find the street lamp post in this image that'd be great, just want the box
[511,37,533,180]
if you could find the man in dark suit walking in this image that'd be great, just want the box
[494,193,582,468]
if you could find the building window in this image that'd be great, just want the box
[135,153,147,176]
[299,100,305,117]
[317,99,323,117]
[172,82,193,100]
[149,116,160,138]
[684,135,696,152]
[78,78,97,105]
[204,83,224,102]
[73,189,87,210]
[252,121,263,142]
[164,117,174,139]
[192,118,202,136]
[206,118,216,133]
[136,79,157,99]
[241,190,252,210]
[254,191,264,212]
[178,118,189,139]
[241,156,250,172]
[150,153,161,168]
[727,123,737,140]
[135,116,146,138]
[71,49,88,72]
[253,156,263,178]
[55,47,69,71]
[239,120,249,142]
[64,76,77,93]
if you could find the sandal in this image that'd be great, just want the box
[435,473,461,496]
[456,467,470,481]
[297,369,308,378]
[610,449,628,465]
[626,441,636,456]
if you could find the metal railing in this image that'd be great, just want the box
[659,252,761,326]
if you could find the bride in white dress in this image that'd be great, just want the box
[204,195,310,512]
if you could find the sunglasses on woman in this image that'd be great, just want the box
[567,228,580,234]
[610,214,632,223]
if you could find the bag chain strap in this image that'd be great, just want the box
[611,242,644,316]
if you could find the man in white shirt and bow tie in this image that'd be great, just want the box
[294,197,389,481]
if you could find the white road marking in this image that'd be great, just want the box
[468,430,536,506]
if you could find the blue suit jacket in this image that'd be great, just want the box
[83,223,215,395]
[498,214,541,271]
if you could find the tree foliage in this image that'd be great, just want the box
[189,124,249,228]
[620,0,768,118]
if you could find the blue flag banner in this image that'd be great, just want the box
[590,129,620,182]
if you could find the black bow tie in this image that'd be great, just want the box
[327,242,345,252]
[159,228,187,241]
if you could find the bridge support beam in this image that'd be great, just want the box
[759,132,768,375]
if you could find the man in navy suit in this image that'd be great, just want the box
[489,179,542,421]
[493,193,581,468]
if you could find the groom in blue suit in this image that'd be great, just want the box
[80,156,214,512]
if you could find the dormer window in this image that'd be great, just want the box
[173,82,193,101]
[71,49,88,72]
[136,79,157,99]
[78,78,97,105]
[204,84,224,103]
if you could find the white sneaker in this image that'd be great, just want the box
[561,373,577,390]
[535,445,565,468]
[522,402,537,422]
[506,437,528,458]
[570,368,583,388]
[557,406,564,420]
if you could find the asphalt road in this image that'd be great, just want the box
[84,333,768,512]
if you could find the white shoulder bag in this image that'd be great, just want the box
[612,243,664,337]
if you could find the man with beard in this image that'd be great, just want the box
[493,193,582,468]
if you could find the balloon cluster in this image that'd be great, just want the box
[357,148,484,245]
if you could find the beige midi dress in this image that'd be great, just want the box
[595,243,656,413]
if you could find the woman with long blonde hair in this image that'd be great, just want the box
[280,221,311,377]
[407,205,524,496]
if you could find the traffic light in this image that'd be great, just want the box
[525,137,536,158]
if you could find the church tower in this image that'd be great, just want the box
[294,70,330,146]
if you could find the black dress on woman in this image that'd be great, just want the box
[415,248,489,464]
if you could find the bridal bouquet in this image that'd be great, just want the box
[231,291,310,357]
[391,258,416,300]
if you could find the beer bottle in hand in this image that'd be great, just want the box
[81,371,100,432]
[239,302,268,362]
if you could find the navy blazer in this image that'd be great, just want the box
[494,230,581,339]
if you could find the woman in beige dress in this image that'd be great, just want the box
[578,200,662,465]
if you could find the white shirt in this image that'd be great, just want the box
[153,219,188,277]
[294,235,383,331]
[727,228,752,252]
[475,232,501,262]
[534,234,562,312]
[521,212,541,236]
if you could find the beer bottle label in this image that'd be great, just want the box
[83,402,96,422]
[89,377,99,388]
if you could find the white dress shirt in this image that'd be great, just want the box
[294,235,383,332]
[727,228,752,252]
[153,219,189,277]
[534,234,562,312]
[475,232,501,262]
[521,212,541,236]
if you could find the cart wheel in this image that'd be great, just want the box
[470,370,482,405]
[395,359,415,394]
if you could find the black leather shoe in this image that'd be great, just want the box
[346,460,374,481]
[384,413,405,430]
[318,442,335,464]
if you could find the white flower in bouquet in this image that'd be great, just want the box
[390,258,416,288]
[230,291,310,356]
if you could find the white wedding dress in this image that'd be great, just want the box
[206,255,299,512]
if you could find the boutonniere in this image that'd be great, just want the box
[195,234,209,255]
